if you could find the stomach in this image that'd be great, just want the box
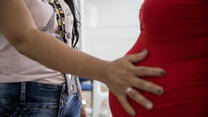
[109,33,208,117]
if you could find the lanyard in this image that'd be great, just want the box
[49,0,68,43]
[49,0,76,95]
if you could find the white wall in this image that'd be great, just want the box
[80,0,144,61]
[79,0,144,116]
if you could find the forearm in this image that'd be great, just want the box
[16,29,108,81]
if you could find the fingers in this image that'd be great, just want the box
[130,77,164,95]
[132,66,165,95]
[127,88,153,110]
[125,49,148,64]
[117,96,135,116]
[134,66,166,77]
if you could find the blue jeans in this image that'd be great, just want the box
[0,82,82,117]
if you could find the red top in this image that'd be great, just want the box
[109,0,208,116]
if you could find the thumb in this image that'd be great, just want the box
[125,49,148,64]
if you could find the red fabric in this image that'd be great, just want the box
[109,0,208,117]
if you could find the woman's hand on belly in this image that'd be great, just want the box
[105,49,166,116]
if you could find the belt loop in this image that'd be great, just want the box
[59,83,66,107]
[57,83,66,117]
[20,82,26,106]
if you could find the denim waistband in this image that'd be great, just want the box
[0,77,78,105]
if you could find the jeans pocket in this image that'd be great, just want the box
[0,103,17,117]
[61,93,82,117]
[0,105,10,117]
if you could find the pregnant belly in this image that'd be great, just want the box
[109,35,208,117]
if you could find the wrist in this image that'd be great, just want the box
[94,61,110,83]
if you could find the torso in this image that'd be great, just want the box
[0,0,73,84]
[110,0,208,116]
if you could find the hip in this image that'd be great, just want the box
[0,81,81,117]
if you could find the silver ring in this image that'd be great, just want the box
[126,87,133,94]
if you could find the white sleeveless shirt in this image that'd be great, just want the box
[0,0,74,84]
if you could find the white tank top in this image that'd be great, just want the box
[0,0,74,84]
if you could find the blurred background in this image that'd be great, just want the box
[76,0,144,116]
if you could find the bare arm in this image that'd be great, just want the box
[0,0,166,116]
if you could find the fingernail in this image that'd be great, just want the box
[142,48,148,52]
[131,112,135,117]
[147,103,153,110]
[157,89,163,95]
[160,71,166,76]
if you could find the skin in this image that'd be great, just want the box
[0,0,166,116]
